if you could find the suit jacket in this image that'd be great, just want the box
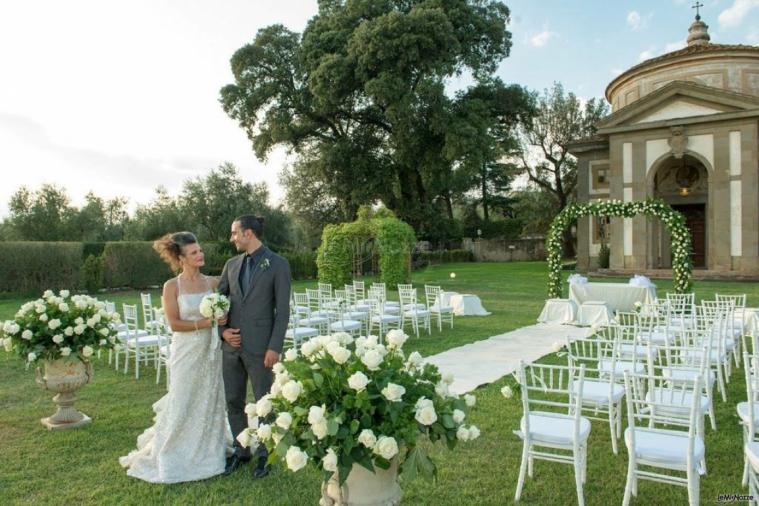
[218,246,291,355]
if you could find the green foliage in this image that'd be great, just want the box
[81,255,105,293]
[82,242,106,259]
[371,217,416,288]
[0,242,82,294]
[103,242,173,289]
[598,242,610,269]
[317,225,353,288]
[284,250,318,280]
[546,199,693,298]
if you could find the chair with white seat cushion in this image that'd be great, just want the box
[399,287,430,337]
[566,336,625,454]
[122,303,163,379]
[622,371,704,506]
[425,285,453,331]
[113,303,149,372]
[514,360,590,505]
[367,298,401,339]
[595,325,645,379]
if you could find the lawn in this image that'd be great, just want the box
[0,262,756,505]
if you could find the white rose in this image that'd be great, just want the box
[386,329,408,349]
[59,290,70,298]
[74,317,84,325]
[74,325,85,335]
[9,323,20,335]
[501,385,513,399]
[285,446,308,472]
[322,448,338,473]
[552,341,563,353]
[301,339,318,357]
[52,334,64,344]
[308,405,327,425]
[270,381,282,397]
[275,412,293,430]
[99,339,107,346]
[365,335,379,347]
[407,351,423,367]
[272,432,283,445]
[39,314,49,322]
[361,349,383,371]
[464,394,476,407]
[60,347,71,357]
[44,290,54,298]
[256,423,272,441]
[435,381,449,398]
[348,371,369,392]
[3,337,13,352]
[373,436,399,460]
[27,352,37,362]
[22,330,33,340]
[99,327,110,337]
[48,319,61,330]
[82,345,94,358]
[329,345,351,365]
[281,381,303,403]
[35,304,45,314]
[415,397,433,410]
[468,425,481,440]
[456,425,470,441]
[272,362,286,375]
[244,403,257,417]
[284,348,298,361]
[86,318,96,328]
[415,405,437,426]
[442,372,454,385]
[64,327,74,337]
[312,419,329,440]
[358,429,377,448]
[256,396,273,417]
[381,383,406,402]
[452,409,466,424]
[236,428,255,448]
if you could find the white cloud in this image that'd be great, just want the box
[627,11,642,30]
[664,39,687,52]
[718,0,759,28]
[638,46,657,62]
[748,27,759,43]
[529,28,557,48]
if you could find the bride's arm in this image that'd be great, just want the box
[162,278,213,332]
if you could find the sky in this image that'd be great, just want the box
[0,0,757,217]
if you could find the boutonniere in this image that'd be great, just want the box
[260,258,271,270]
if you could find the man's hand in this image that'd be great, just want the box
[222,328,241,348]
[264,349,279,368]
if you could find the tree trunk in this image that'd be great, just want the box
[443,193,454,220]
[481,162,489,223]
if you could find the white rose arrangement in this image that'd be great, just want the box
[236,330,478,486]
[1,290,121,365]
[198,293,230,350]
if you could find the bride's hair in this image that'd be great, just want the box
[153,232,198,272]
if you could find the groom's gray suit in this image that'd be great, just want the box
[218,245,291,459]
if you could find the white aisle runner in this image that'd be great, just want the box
[425,324,592,395]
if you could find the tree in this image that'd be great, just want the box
[220,1,514,238]
[8,184,74,241]
[516,82,608,256]
[125,186,185,241]
[511,189,558,237]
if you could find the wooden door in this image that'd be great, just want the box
[672,204,706,268]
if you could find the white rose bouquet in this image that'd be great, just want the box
[237,330,479,487]
[1,290,121,366]
[199,293,230,350]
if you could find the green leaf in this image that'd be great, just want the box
[441,414,455,429]
[327,418,339,436]
[313,372,324,387]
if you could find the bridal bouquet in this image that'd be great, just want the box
[199,293,230,349]
[1,290,121,364]
[237,330,479,485]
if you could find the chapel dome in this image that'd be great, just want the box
[605,15,759,112]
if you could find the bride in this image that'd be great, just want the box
[119,231,230,483]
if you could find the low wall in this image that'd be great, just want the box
[462,237,546,262]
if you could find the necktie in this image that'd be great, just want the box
[241,256,254,295]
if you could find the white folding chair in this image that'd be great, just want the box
[739,351,759,489]
[398,287,430,337]
[140,292,161,335]
[285,311,319,351]
[425,285,453,331]
[293,292,329,334]
[368,298,401,339]
[154,310,172,387]
[622,371,704,506]
[122,303,162,379]
[514,360,590,505]
[114,303,149,371]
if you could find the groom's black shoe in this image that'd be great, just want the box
[224,454,250,475]
[251,456,271,479]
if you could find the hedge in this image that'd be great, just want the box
[0,242,83,294]
[103,242,174,288]
[417,249,474,265]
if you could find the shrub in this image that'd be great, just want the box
[284,250,317,280]
[417,250,473,266]
[82,242,106,259]
[82,254,105,293]
[598,242,610,269]
[103,242,173,288]
[0,242,82,294]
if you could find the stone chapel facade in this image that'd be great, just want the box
[570,15,759,276]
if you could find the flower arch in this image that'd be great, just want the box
[546,198,693,298]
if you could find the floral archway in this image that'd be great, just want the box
[546,198,693,298]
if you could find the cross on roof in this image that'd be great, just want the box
[692,1,704,20]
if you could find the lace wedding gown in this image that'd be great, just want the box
[119,276,231,483]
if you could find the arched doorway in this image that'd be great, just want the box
[649,154,709,268]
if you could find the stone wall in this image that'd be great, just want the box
[462,237,547,262]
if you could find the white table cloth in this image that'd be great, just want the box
[435,292,491,316]
[537,299,577,325]
[576,302,613,326]
[568,282,656,313]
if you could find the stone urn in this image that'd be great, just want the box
[320,458,401,506]
[35,358,93,430]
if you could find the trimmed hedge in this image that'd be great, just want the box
[0,242,83,294]
[103,242,173,288]
[418,249,474,265]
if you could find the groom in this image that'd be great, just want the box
[218,215,291,479]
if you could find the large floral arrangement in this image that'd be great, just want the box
[1,290,121,364]
[546,198,693,298]
[238,330,479,484]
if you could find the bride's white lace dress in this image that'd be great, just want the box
[119,276,230,483]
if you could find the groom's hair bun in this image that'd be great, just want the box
[235,214,265,239]
[153,231,198,272]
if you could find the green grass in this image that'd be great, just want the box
[0,262,756,505]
